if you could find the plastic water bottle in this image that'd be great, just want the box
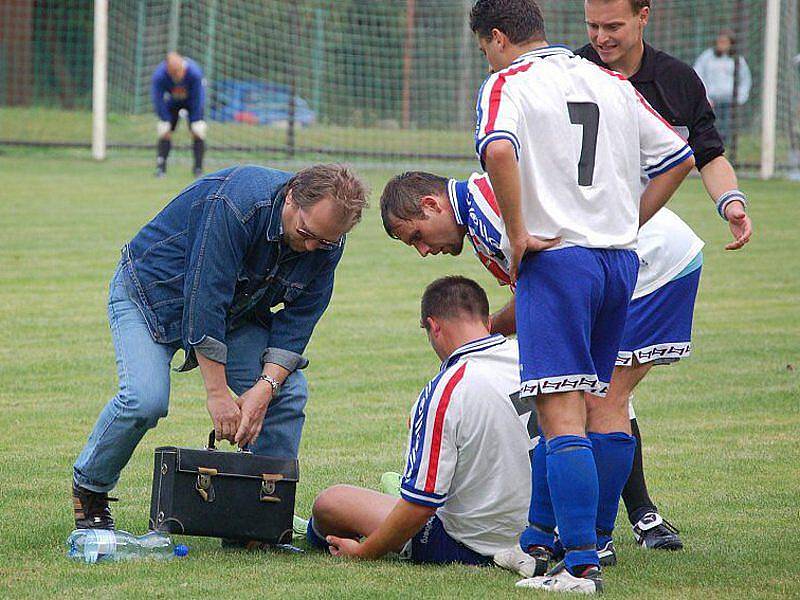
[66,529,189,564]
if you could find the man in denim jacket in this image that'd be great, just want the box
[72,164,368,529]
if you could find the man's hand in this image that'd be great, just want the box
[327,536,365,558]
[234,383,272,448]
[724,201,752,250]
[508,233,561,282]
[206,391,241,443]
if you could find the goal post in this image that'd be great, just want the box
[761,0,781,178]
[2,0,796,177]
[91,0,108,160]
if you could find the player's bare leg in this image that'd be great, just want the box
[586,362,651,433]
[524,390,603,592]
[536,390,586,438]
[587,361,683,551]
[307,485,406,552]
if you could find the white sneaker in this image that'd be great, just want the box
[494,545,549,577]
[516,563,603,594]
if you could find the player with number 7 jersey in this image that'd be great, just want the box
[469,0,695,591]
[474,45,694,252]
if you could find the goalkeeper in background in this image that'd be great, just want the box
[151,52,207,177]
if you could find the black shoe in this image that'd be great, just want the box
[72,483,116,529]
[632,511,683,550]
[597,538,617,566]
[553,528,616,567]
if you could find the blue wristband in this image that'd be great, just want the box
[716,190,747,221]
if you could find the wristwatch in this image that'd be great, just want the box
[256,374,281,393]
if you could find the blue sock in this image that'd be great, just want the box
[520,431,557,552]
[588,431,637,546]
[305,516,330,550]
[547,435,599,573]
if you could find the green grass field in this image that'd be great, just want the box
[0,147,798,598]
[2,106,789,169]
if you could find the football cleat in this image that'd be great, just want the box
[72,483,116,530]
[154,167,166,178]
[292,515,309,538]
[632,512,683,550]
[596,539,617,566]
[494,544,551,578]
[516,561,603,594]
[379,471,402,497]
[554,529,616,567]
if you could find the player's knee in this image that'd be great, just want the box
[311,484,353,527]
[312,485,343,516]
[156,121,172,139]
[189,120,207,140]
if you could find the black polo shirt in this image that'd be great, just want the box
[576,42,725,171]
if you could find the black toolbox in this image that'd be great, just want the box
[149,432,298,543]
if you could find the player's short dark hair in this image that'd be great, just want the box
[628,0,650,12]
[469,0,547,44]
[380,171,449,238]
[585,0,650,14]
[420,276,490,328]
[287,163,369,228]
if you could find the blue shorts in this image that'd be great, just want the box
[516,247,639,398]
[405,514,493,566]
[617,266,702,366]
[306,514,492,566]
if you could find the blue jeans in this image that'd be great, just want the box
[73,266,308,493]
[714,101,732,146]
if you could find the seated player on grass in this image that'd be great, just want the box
[380,170,705,573]
[308,276,533,565]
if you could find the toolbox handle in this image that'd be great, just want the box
[206,430,253,453]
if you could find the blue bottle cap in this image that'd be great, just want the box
[174,544,189,557]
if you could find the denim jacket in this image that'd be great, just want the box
[119,165,343,373]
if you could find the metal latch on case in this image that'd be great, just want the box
[260,473,284,502]
[196,467,217,502]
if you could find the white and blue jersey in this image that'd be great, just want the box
[448,173,703,300]
[401,335,531,557]
[151,58,206,122]
[448,174,512,287]
[449,173,704,372]
[474,46,693,251]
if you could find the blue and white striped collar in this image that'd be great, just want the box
[513,44,574,64]
[440,333,507,371]
[447,178,470,227]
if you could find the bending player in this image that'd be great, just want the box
[459,0,694,593]
[310,276,533,566]
[381,169,704,569]
[151,52,207,177]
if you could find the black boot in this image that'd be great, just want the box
[192,138,205,176]
[155,138,171,177]
[72,482,117,529]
